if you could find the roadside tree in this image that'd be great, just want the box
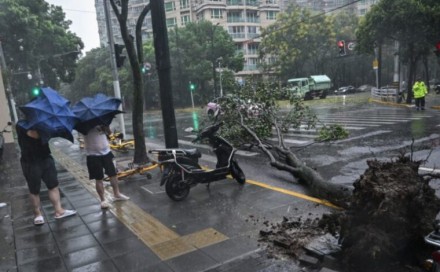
[356,0,440,102]
[109,0,150,164]
[0,0,82,105]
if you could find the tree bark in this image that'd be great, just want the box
[110,0,148,163]
[240,121,352,208]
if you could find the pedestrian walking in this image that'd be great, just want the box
[83,125,129,209]
[16,121,77,226]
[413,77,428,110]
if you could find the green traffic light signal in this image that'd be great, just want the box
[32,87,40,97]
[189,82,195,91]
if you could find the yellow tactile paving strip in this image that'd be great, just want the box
[50,146,229,260]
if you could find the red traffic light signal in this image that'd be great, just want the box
[337,40,346,56]
[435,42,440,57]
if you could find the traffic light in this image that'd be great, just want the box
[435,41,440,57]
[338,40,346,56]
[189,81,196,91]
[31,86,40,97]
[114,44,126,68]
[141,62,151,74]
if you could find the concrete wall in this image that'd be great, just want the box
[0,68,14,144]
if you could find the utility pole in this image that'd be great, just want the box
[103,0,125,136]
[150,0,178,148]
[0,40,18,123]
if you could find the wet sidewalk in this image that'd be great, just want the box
[0,141,311,272]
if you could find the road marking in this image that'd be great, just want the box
[419,167,440,173]
[245,179,342,210]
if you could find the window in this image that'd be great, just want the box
[166,17,177,27]
[228,26,245,39]
[211,9,223,19]
[266,11,278,20]
[181,15,191,25]
[165,1,176,12]
[247,43,258,54]
[247,26,259,38]
[180,0,189,9]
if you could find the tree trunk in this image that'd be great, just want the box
[241,122,352,208]
[110,0,148,163]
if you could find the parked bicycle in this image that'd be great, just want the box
[104,161,158,182]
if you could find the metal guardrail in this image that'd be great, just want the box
[371,87,399,102]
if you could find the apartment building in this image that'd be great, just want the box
[95,0,377,77]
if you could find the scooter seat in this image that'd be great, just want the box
[183,148,202,158]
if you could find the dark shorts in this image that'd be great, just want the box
[86,152,116,180]
[20,156,58,195]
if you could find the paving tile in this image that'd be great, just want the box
[71,259,119,272]
[63,246,109,270]
[81,211,112,223]
[71,197,100,209]
[102,236,148,258]
[52,224,91,242]
[113,246,162,271]
[164,249,218,272]
[17,256,66,272]
[14,231,56,250]
[16,242,60,265]
[14,222,51,238]
[92,224,135,244]
[87,216,121,233]
[75,203,103,216]
[57,234,100,255]
[200,235,260,263]
[49,216,84,231]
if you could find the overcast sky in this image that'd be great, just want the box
[45,0,100,53]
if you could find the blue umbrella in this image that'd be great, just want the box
[72,93,122,135]
[19,87,79,143]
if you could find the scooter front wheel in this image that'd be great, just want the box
[230,160,246,185]
[165,174,190,201]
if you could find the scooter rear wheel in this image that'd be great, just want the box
[230,160,246,185]
[165,174,190,201]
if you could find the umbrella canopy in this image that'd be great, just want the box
[72,93,122,135]
[19,87,79,143]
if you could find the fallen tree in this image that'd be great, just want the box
[214,82,440,271]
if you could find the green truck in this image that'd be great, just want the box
[287,75,332,100]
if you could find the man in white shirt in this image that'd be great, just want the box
[83,125,129,209]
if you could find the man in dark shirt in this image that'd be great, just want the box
[16,121,76,225]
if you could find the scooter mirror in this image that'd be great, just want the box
[184,127,194,132]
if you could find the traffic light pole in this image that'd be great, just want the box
[0,40,18,123]
[103,0,125,136]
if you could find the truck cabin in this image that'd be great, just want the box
[287,78,309,97]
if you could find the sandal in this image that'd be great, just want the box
[101,201,110,209]
[34,215,45,226]
[54,209,77,219]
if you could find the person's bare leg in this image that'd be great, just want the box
[30,193,42,217]
[95,180,106,202]
[109,176,122,197]
[48,187,65,217]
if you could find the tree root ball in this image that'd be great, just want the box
[340,157,440,272]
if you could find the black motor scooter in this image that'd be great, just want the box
[0,122,12,161]
[149,121,246,201]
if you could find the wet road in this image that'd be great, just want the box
[45,93,440,271]
[122,93,440,191]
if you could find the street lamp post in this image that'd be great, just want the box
[211,22,220,98]
[217,57,223,97]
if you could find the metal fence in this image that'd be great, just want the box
[371,87,399,103]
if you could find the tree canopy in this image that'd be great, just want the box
[0,0,83,105]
